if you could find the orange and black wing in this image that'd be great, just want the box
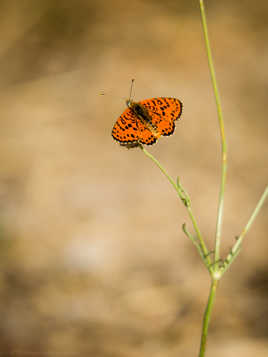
[140,97,182,136]
[112,107,157,146]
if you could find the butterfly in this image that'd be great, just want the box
[112,97,183,148]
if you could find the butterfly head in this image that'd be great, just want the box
[126,99,134,108]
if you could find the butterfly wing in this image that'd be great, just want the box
[140,97,183,136]
[112,107,157,146]
[138,126,157,145]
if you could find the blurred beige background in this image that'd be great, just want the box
[0,0,267,356]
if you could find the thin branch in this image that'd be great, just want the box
[182,223,209,268]
[199,0,227,266]
[199,278,218,357]
[140,145,212,269]
[221,185,268,274]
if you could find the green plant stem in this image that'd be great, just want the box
[199,278,218,357]
[187,205,211,267]
[222,185,268,274]
[140,146,178,193]
[237,185,268,242]
[140,145,212,269]
[199,0,227,266]
[182,223,209,266]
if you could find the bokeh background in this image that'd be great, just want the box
[0,0,267,356]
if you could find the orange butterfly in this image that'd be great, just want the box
[112,96,183,148]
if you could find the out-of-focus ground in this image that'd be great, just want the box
[0,0,267,356]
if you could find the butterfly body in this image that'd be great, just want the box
[112,97,183,148]
[128,101,160,138]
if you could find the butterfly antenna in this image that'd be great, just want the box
[127,79,135,107]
